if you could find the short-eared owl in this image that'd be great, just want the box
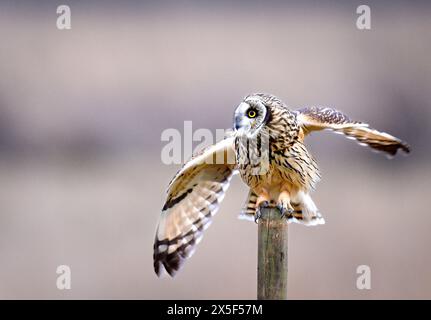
[154,93,410,276]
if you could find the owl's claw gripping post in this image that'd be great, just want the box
[277,190,294,219]
[277,203,294,219]
[255,201,270,223]
[254,211,261,223]
[254,190,271,223]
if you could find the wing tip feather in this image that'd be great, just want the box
[153,240,184,278]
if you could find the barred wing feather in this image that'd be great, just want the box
[154,137,237,276]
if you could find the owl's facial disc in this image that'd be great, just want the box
[233,99,267,136]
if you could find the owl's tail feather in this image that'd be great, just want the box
[288,207,325,226]
[238,190,258,222]
[290,191,325,226]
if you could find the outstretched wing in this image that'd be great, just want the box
[154,136,237,277]
[296,106,410,156]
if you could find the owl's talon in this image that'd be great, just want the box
[259,200,270,209]
[254,211,261,223]
[277,203,294,219]
[254,201,270,223]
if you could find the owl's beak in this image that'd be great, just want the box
[234,115,249,131]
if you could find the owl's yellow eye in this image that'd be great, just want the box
[247,110,257,118]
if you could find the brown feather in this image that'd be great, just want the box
[297,106,410,156]
[154,137,237,276]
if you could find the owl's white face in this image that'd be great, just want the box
[233,96,268,137]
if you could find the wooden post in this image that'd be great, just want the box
[257,207,288,300]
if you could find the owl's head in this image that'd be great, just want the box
[233,93,282,136]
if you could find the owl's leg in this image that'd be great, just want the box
[254,189,271,223]
[277,190,295,218]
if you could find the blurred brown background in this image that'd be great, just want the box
[0,0,430,299]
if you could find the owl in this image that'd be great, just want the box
[153,93,410,276]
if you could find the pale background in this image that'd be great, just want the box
[0,0,430,299]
